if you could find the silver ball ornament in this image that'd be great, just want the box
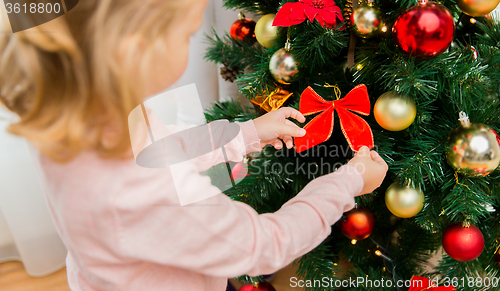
[269,48,298,85]
[351,3,386,38]
[446,117,500,176]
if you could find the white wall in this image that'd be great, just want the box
[0,110,15,255]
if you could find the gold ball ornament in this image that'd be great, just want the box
[269,48,298,84]
[445,113,500,176]
[374,92,416,131]
[350,3,386,38]
[385,183,425,218]
[456,0,500,17]
[255,14,279,48]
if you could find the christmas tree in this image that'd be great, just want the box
[205,0,500,290]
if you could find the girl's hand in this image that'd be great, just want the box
[253,107,306,149]
[348,146,388,195]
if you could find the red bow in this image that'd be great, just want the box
[273,0,344,29]
[294,85,374,153]
[408,276,455,291]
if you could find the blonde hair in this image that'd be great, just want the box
[0,0,195,162]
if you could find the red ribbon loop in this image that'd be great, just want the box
[294,85,374,153]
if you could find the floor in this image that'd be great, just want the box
[0,260,304,291]
[0,261,70,291]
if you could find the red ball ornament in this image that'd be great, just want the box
[231,161,248,180]
[339,206,375,240]
[392,1,455,59]
[238,282,276,291]
[230,18,256,43]
[442,223,485,262]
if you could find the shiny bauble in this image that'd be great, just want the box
[393,2,455,59]
[385,183,425,218]
[231,161,248,181]
[373,92,416,131]
[350,3,386,38]
[442,223,484,262]
[255,14,279,48]
[269,48,299,85]
[230,18,257,43]
[339,206,375,240]
[457,0,500,17]
[445,123,500,176]
[239,282,276,291]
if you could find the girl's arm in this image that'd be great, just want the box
[111,108,385,277]
[141,108,304,172]
[165,120,261,172]
[112,160,363,278]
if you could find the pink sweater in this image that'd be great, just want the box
[36,120,363,291]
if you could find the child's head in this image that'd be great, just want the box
[0,0,207,162]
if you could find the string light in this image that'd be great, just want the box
[351,239,357,245]
[381,26,388,33]
[374,250,393,262]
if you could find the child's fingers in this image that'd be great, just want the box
[279,119,306,137]
[278,107,306,123]
[274,139,283,149]
[369,150,380,160]
[282,135,293,149]
[370,150,387,166]
[281,121,297,148]
[284,119,300,129]
[279,123,306,138]
[356,146,370,157]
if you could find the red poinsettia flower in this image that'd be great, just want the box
[273,0,344,29]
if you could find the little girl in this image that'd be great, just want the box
[0,0,387,290]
